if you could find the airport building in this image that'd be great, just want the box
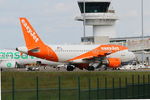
[76,0,150,65]
[81,36,150,51]
[76,0,118,38]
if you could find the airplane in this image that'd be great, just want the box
[16,18,136,71]
[0,49,61,68]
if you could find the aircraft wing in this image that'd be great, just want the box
[68,52,111,63]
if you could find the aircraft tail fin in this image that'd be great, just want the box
[19,18,58,62]
[20,18,45,50]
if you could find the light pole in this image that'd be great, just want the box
[83,0,86,37]
[141,0,144,65]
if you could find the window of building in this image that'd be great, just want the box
[78,2,110,13]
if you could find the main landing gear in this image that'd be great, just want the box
[87,63,101,71]
[87,66,95,71]
[66,65,75,71]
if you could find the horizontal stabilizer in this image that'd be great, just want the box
[28,47,40,53]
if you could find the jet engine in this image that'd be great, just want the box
[102,58,121,68]
[0,61,17,68]
[87,58,121,71]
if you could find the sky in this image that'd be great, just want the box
[0,0,150,48]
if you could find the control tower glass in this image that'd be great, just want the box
[78,2,110,13]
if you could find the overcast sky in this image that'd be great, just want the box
[0,0,150,48]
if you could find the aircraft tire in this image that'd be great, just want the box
[87,66,95,71]
[66,65,74,71]
[104,67,107,70]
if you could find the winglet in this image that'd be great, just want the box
[20,18,45,50]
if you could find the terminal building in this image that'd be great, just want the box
[75,0,150,65]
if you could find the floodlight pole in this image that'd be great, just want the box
[141,0,144,65]
[83,0,86,37]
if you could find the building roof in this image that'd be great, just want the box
[110,36,150,40]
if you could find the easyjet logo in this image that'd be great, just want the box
[21,19,39,43]
[101,47,120,51]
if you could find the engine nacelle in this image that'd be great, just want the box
[0,61,17,68]
[107,58,121,68]
[102,58,121,68]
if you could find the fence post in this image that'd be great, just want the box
[148,75,150,84]
[112,78,115,99]
[132,75,134,98]
[105,77,107,99]
[148,75,150,97]
[78,77,80,100]
[119,78,121,99]
[88,77,91,100]
[143,75,145,99]
[58,76,61,100]
[138,75,140,98]
[125,77,128,99]
[12,77,15,100]
[36,76,39,100]
[97,78,99,99]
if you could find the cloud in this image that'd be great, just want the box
[0,17,16,26]
[120,10,139,18]
[0,0,150,48]
[49,2,75,16]
[0,0,4,4]
[54,3,69,12]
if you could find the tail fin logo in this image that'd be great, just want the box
[21,19,39,43]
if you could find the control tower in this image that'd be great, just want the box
[75,0,118,44]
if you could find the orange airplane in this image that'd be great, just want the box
[16,18,135,71]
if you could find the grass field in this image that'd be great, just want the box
[2,71,150,90]
[2,71,150,100]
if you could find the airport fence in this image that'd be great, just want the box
[2,75,150,100]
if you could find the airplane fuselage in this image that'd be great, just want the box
[49,45,135,63]
[18,44,135,64]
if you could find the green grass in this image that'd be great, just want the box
[2,71,150,90]
[2,71,150,100]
